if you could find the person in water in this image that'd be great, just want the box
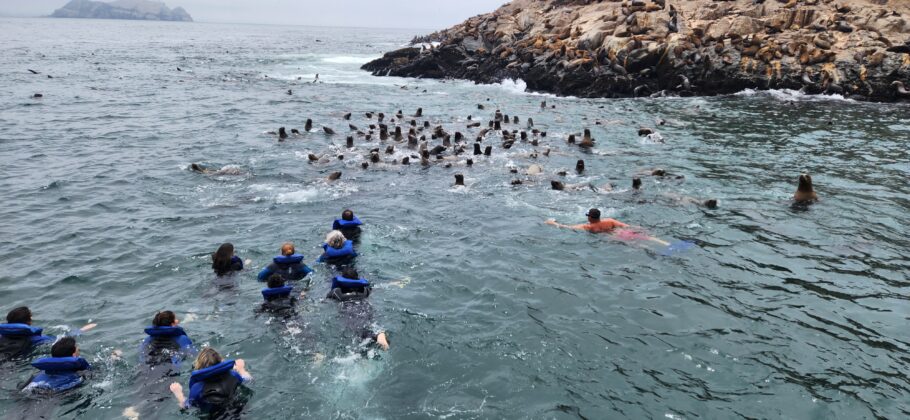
[23,337,91,393]
[317,230,357,265]
[260,274,299,315]
[332,209,363,241]
[169,347,251,412]
[0,307,55,359]
[545,208,629,233]
[211,243,244,276]
[794,173,818,203]
[327,268,389,351]
[140,311,195,367]
[257,242,313,281]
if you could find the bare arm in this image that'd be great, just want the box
[169,383,186,408]
[233,359,252,381]
[376,332,389,351]
[545,219,586,231]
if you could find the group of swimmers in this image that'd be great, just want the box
[0,209,387,415]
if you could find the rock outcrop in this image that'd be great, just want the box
[363,0,910,102]
[51,0,193,22]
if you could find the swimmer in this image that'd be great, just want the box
[211,243,246,277]
[140,311,195,366]
[0,307,55,359]
[326,268,389,351]
[189,164,245,176]
[260,274,301,316]
[169,347,252,412]
[545,208,629,233]
[23,337,91,393]
[317,230,357,266]
[794,173,818,203]
[257,243,313,281]
[662,193,718,209]
[332,209,363,241]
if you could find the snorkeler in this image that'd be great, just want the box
[0,307,55,359]
[211,243,246,277]
[169,347,252,412]
[260,274,300,316]
[140,311,195,367]
[317,230,357,266]
[332,209,363,240]
[23,337,91,392]
[326,268,389,351]
[545,208,629,233]
[1,307,96,360]
[257,242,313,282]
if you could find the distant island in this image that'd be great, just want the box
[51,0,192,22]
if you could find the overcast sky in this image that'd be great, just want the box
[0,0,508,29]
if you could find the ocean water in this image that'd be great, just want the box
[1,18,909,419]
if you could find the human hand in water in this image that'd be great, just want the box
[234,359,245,370]
[244,259,252,266]
[169,382,183,394]
[80,323,98,332]
[545,219,558,226]
[376,332,389,351]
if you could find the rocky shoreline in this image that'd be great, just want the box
[363,0,910,102]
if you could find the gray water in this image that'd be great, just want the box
[1,18,909,419]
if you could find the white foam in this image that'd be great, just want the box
[734,88,852,102]
[276,188,320,204]
[322,56,375,64]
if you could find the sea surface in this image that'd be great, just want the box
[1,18,909,419]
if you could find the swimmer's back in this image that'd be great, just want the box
[583,219,628,233]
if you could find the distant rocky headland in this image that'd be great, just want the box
[364,0,910,102]
[51,0,192,22]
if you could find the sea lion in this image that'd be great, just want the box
[794,174,818,203]
[454,174,465,186]
[401,156,410,165]
[349,124,359,131]
[305,119,313,132]
[343,112,351,120]
[287,89,293,95]
[291,129,301,135]
[513,116,519,124]
[466,159,473,166]
[484,146,492,156]
[327,171,342,181]
[370,152,380,163]
[893,81,910,97]
[394,126,403,141]
[366,112,373,119]
[279,127,288,140]
[33,93,43,98]
[308,154,319,162]
[567,134,576,144]
[323,127,336,135]
[385,145,395,154]
[576,160,585,174]
[632,177,642,190]
[638,128,654,136]
[415,107,423,117]
[346,136,354,148]
[473,143,482,155]
[511,179,523,185]
[361,162,369,169]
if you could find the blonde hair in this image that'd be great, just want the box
[280,242,295,256]
[325,230,346,249]
[193,347,223,370]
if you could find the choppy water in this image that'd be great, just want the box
[1,18,909,419]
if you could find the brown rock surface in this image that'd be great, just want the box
[364,0,910,101]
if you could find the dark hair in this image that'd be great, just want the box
[341,267,360,280]
[267,274,285,289]
[211,243,235,276]
[586,208,601,220]
[51,337,77,358]
[7,306,31,324]
[342,209,354,221]
[153,311,176,327]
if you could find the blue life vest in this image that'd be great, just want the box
[0,323,55,353]
[261,285,293,300]
[187,360,243,410]
[259,253,311,281]
[28,357,90,392]
[329,276,371,301]
[141,326,194,366]
[331,275,370,290]
[321,240,357,261]
[273,254,304,265]
[333,217,363,230]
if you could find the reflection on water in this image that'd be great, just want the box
[0,17,909,419]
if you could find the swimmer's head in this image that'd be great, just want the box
[341,209,354,221]
[341,267,359,280]
[51,337,78,358]
[193,347,222,371]
[7,306,31,325]
[267,274,285,289]
[280,243,295,256]
[153,310,177,327]
[704,199,718,209]
[586,208,601,222]
[325,230,346,249]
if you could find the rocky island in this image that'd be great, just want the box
[51,0,192,22]
[363,0,910,102]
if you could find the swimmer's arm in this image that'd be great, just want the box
[376,332,389,351]
[64,322,99,337]
[233,359,252,381]
[544,219,586,231]
[169,383,186,408]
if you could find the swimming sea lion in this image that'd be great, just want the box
[576,160,585,173]
[484,146,492,156]
[279,127,288,140]
[346,136,354,148]
[415,108,423,117]
[343,112,351,120]
[632,177,642,190]
[794,173,818,203]
[327,171,342,181]
[291,129,301,135]
[473,143,482,155]
[323,127,336,135]
[454,174,465,186]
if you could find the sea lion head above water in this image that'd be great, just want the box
[575,160,585,173]
[454,174,465,186]
[632,177,642,190]
[327,171,342,181]
[551,180,565,191]
[703,199,718,209]
[794,173,818,203]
